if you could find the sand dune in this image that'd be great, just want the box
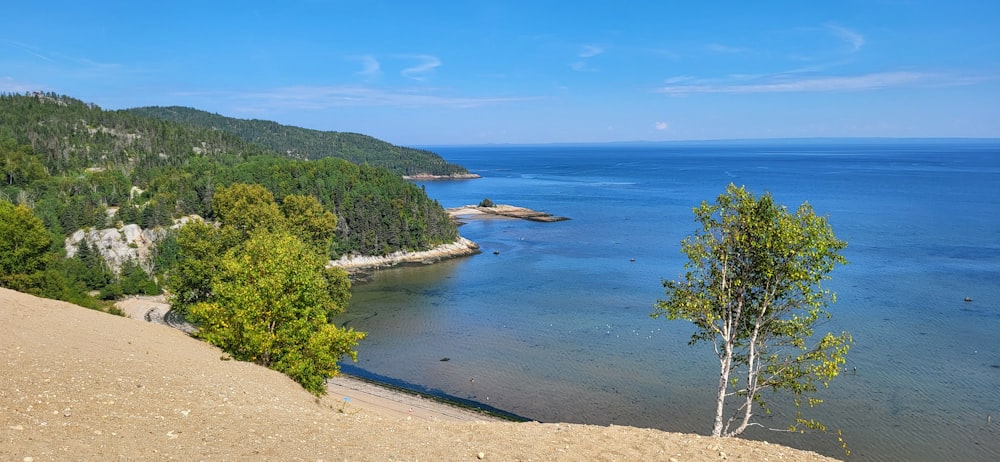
[1,288,838,461]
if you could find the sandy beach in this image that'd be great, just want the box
[2,288,840,461]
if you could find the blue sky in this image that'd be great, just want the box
[2,1,999,145]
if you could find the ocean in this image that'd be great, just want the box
[331,140,1000,461]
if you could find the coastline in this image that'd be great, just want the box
[403,173,482,180]
[4,287,842,461]
[327,203,566,273]
[115,294,504,423]
[447,204,570,222]
[328,236,480,271]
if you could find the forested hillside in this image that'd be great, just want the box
[127,106,471,177]
[0,92,459,307]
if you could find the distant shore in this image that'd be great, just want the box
[447,204,570,222]
[403,173,482,180]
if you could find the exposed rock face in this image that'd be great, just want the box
[65,215,476,276]
[66,224,165,274]
[64,216,203,274]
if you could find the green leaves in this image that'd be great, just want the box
[190,231,365,395]
[0,201,51,292]
[653,183,850,439]
[173,184,366,395]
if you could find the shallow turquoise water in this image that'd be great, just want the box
[333,141,1000,461]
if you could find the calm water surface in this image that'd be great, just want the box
[332,141,1000,461]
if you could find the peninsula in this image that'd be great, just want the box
[327,204,568,273]
[447,204,570,222]
[329,236,481,272]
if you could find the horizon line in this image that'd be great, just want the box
[413,136,1000,149]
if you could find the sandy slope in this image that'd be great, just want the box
[0,288,839,461]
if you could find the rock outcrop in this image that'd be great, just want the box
[329,237,480,271]
[64,215,203,274]
[65,224,166,274]
[447,204,570,222]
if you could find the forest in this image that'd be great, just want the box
[126,106,471,177]
[0,92,461,309]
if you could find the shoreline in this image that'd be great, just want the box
[327,203,567,273]
[447,204,570,222]
[115,295,510,423]
[22,288,843,460]
[327,373,524,422]
[328,236,480,272]
[403,173,482,180]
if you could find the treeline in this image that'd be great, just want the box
[0,93,271,176]
[0,92,460,310]
[126,106,470,177]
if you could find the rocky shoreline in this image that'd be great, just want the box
[328,236,481,271]
[403,173,482,180]
[327,204,567,273]
[447,204,570,222]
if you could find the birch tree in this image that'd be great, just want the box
[653,184,852,438]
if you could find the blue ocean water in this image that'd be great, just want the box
[333,141,1000,461]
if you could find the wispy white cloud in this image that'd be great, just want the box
[353,55,381,78]
[1,39,56,63]
[654,121,669,131]
[656,71,931,95]
[570,44,608,72]
[825,24,865,53]
[400,54,441,80]
[579,44,606,58]
[232,85,540,110]
[662,76,696,84]
[705,43,749,54]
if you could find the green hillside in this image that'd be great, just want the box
[127,106,471,177]
[0,92,458,257]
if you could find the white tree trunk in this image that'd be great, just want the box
[712,340,733,437]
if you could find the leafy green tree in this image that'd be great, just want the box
[652,184,852,438]
[167,220,235,315]
[280,194,337,255]
[0,201,51,291]
[211,183,285,237]
[190,232,365,395]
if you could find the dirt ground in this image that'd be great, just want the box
[1,288,839,461]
